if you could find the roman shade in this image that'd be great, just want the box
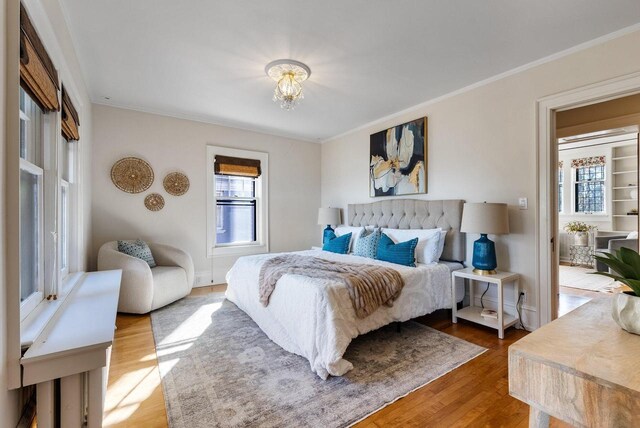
[571,156,605,168]
[214,155,261,178]
[20,3,59,112]
[61,85,80,141]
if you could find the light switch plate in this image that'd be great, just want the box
[519,197,528,210]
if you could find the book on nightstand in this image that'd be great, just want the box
[480,309,498,319]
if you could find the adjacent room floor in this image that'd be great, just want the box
[103,286,573,428]
[558,264,619,317]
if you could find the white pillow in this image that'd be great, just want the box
[382,228,442,264]
[627,231,638,240]
[334,225,366,252]
[436,230,447,260]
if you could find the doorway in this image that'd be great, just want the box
[537,72,640,327]
[555,127,639,316]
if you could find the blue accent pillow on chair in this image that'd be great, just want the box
[376,233,418,267]
[118,239,157,268]
[353,228,381,259]
[322,232,352,254]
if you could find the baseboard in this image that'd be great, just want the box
[195,270,228,287]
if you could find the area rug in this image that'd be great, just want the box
[559,265,617,292]
[150,292,486,428]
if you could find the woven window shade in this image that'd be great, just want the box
[214,155,261,178]
[20,3,59,112]
[61,85,80,141]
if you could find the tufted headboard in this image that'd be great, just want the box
[348,199,466,263]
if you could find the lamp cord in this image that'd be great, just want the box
[517,293,528,332]
[480,283,490,309]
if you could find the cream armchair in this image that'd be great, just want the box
[98,241,194,314]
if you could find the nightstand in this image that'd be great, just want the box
[451,267,520,339]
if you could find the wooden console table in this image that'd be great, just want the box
[509,298,640,427]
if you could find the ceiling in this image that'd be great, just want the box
[60,0,640,142]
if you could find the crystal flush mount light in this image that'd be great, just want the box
[265,59,311,110]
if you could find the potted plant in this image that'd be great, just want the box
[564,221,596,246]
[593,247,640,335]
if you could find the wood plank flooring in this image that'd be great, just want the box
[558,286,602,317]
[104,285,571,427]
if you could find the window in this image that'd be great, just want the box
[18,85,81,320]
[574,163,606,214]
[60,139,71,277]
[59,84,80,284]
[207,146,268,257]
[558,162,564,213]
[215,175,257,245]
[19,88,45,314]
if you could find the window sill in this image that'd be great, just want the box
[20,270,122,386]
[208,243,268,258]
[20,272,84,348]
[559,213,610,221]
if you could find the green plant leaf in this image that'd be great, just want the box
[619,278,640,296]
[592,247,640,295]
[591,271,625,282]
[618,247,640,278]
[592,253,636,278]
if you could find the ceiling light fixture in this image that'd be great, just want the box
[265,59,311,110]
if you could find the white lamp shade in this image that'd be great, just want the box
[318,207,341,226]
[460,202,509,235]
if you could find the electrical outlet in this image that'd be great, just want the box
[520,291,526,304]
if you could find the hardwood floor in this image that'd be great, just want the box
[103,314,167,427]
[558,286,603,317]
[105,285,571,427]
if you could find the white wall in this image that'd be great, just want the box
[91,104,321,283]
[321,30,640,329]
[2,0,93,423]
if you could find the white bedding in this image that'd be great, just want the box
[225,249,457,379]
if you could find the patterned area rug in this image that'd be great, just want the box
[559,265,617,292]
[150,292,486,428]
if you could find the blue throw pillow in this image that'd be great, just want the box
[322,232,352,254]
[353,228,381,259]
[118,239,157,268]
[376,233,418,267]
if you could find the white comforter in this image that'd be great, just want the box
[225,250,452,379]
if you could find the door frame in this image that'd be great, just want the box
[537,71,640,327]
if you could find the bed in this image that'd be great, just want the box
[225,199,466,379]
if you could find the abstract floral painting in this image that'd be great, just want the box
[369,117,427,197]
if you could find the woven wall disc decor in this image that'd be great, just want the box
[144,193,165,211]
[163,172,190,196]
[111,157,154,194]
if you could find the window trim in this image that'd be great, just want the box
[559,145,614,222]
[206,146,269,258]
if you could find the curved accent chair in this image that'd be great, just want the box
[98,241,194,314]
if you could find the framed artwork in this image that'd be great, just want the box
[369,117,427,197]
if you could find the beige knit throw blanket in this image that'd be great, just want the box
[258,254,405,319]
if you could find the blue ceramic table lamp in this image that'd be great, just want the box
[318,207,341,244]
[460,202,510,275]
